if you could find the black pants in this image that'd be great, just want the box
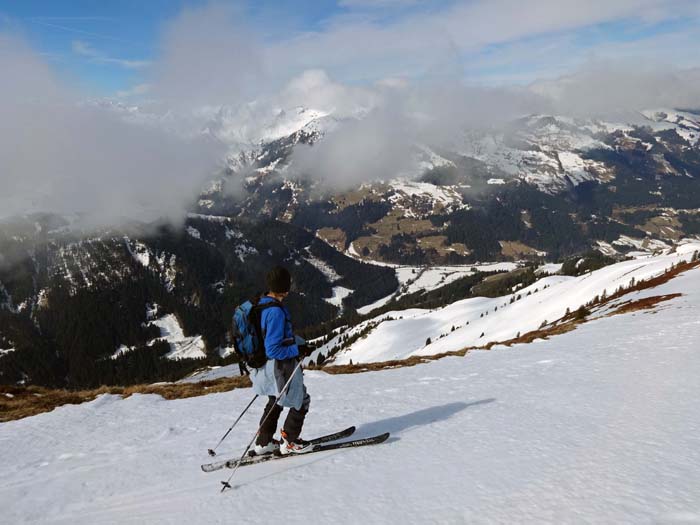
[256,394,310,445]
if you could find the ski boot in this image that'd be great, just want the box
[251,438,280,457]
[279,430,314,455]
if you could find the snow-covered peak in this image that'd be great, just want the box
[201,103,334,146]
[641,109,700,146]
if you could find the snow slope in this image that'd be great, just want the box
[153,314,207,360]
[112,310,206,361]
[325,242,700,365]
[304,251,355,310]
[356,262,518,316]
[2,265,700,523]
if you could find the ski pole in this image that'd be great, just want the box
[220,359,303,493]
[208,394,259,457]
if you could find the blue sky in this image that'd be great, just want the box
[1,0,699,97]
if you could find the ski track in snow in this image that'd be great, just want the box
[2,272,700,523]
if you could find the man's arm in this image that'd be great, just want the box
[262,308,299,360]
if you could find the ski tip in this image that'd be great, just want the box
[376,432,390,443]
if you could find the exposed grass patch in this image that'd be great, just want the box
[642,216,683,241]
[316,227,346,252]
[484,320,582,349]
[499,240,545,258]
[0,376,250,423]
[314,349,472,375]
[608,294,682,316]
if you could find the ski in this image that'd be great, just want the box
[201,426,356,472]
[311,432,390,452]
[220,432,389,471]
[252,432,388,468]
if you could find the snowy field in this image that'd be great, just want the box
[2,265,700,523]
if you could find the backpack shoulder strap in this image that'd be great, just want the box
[252,297,284,315]
[249,298,285,334]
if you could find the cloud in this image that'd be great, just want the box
[288,59,700,190]
[292,105,415,188]
[533,61,700,117]
[276,69,377,118]
[265,0,700,84]
[0,32,222,229]
[135,1,700,113]
[149,3,268,109]
[289,71,548,188]
[72,40,149,69]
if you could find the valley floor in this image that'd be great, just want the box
[1,270,700,524]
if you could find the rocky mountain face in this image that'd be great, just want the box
[197,106,700,264]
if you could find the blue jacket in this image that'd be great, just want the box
[259,296,299,360]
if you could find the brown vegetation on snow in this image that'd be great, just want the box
[0,375,251,423]
[607,293,682,316]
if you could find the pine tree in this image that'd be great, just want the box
[575,305,590,320]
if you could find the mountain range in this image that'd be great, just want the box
[1,102,700,388]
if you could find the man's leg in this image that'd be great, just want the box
[282,388,311,443]
[256,395,283,446]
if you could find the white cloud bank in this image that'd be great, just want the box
[2,1,700,225]
[0,33,222,228]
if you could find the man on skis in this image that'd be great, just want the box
[250,266,312,456]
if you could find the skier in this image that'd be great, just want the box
[250,266,312,456]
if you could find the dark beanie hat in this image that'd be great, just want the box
[266,266,291,294]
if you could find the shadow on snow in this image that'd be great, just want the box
[356,398,496,438]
